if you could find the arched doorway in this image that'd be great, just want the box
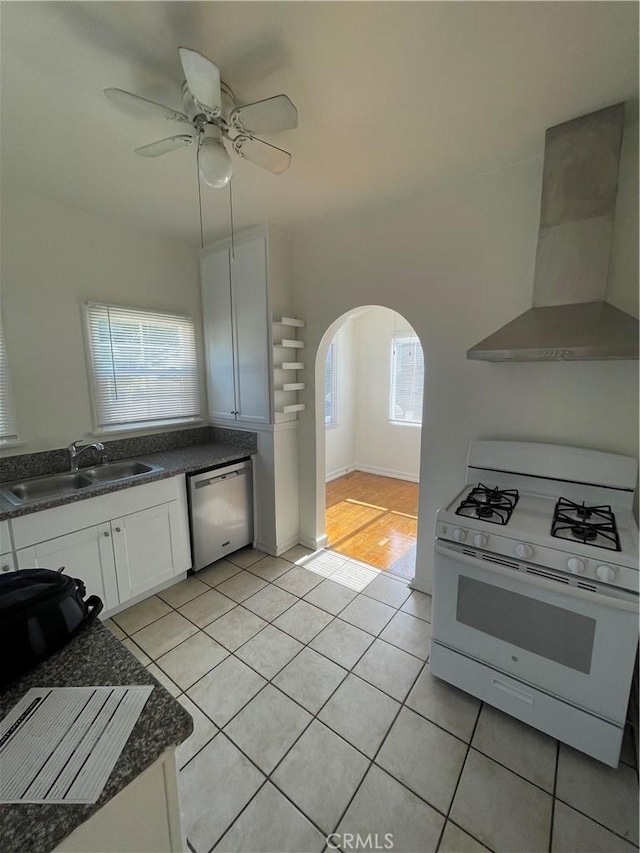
[314,306,424,579]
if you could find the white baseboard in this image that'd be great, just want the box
[327,464,419,484]
[274,534,304,557]
[255,540,278,557]
[255,533,308,558]
[299,532,328,551]
[409,576,432,595]
[103,571,188,618]
[325,465,356,483]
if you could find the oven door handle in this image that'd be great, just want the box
[434,543,638,612]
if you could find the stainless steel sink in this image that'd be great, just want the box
[82,460,161,483]
[0,460,163,505]
[2,472,92,504]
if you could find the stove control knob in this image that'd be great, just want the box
[567,557,585,575]
[473,533,488,548]
[515,543,533,560]
[596,564,616,583]
[452,528,467,543]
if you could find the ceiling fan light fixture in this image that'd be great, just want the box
[199,126,233,189]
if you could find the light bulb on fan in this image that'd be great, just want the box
[198,125,233,188]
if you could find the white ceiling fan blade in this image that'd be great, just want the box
[230,95,298,135]
[231,134,291,174]
[104,88,189,124]
[178,47,221,116]
[135,135,194,158]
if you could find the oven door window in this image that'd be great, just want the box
[457,576,595,674]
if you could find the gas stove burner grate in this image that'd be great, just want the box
[551,498,621,552]
[455,484,519,525]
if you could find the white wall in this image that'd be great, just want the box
[325,319,357,479]
[0,191,203,454]
[296,119,639,592]
[354,308,421,481]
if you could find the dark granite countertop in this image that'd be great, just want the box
[0,441,254,521]
[0,620,193,853]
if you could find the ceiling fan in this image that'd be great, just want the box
[104,47,298,188]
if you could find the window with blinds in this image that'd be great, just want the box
[390,333,424,425]
[84,302,201,430]
[0,318,18,442]
[325,339,338,427]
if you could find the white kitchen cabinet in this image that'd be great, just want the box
[1,551,16,573]
[201,226,298,426]
[0,520,14,573]
[200,227,303,556]
[16,523,120,610]
[54,748,183,852]
[11,476,191,614]
[201,247,236,421]
[111,502,185,601]
[202,235,270,423]
[0,519,11,554]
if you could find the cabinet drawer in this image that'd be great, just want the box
[12,477,184,549]
[430,641,623,767]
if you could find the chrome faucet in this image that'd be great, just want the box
[68,440,107,471]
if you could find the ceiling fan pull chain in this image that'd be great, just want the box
[229,179,235,262]
[197,137,204,249]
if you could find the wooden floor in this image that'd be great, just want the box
[325,471,418,574]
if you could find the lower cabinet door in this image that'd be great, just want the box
[112,502,181,601]
[1,551,16,574]
[16,524,119,610]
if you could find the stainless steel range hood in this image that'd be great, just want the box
[468,103,639,362]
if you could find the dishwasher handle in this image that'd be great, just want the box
[194,470,246,489]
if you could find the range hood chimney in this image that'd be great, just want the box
[468,103,639,361]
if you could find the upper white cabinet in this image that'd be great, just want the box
[201,246,246,421]
[201,226,300,425]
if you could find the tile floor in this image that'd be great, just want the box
[105,546,639,853]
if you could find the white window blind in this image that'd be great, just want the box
[84,302,200,430]
[390,333,424,425]
[325,339,338,426]
[0,318,18,442]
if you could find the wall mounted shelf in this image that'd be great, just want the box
[277,339,305,349]
[272,316,305,422]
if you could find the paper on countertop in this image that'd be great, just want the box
[0,685,152,804]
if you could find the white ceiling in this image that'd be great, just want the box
[1,2,637,246]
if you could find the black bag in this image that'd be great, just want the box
[0,569,103,687]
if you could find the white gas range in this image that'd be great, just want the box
[430,441,639,767]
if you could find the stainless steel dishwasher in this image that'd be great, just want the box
[187,459,253,571]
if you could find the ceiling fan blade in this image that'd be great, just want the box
[104,88,189,124]
[135,135,194,158]
[178,47,221,116]
[230,95,298,135]
[231,134,291,174]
